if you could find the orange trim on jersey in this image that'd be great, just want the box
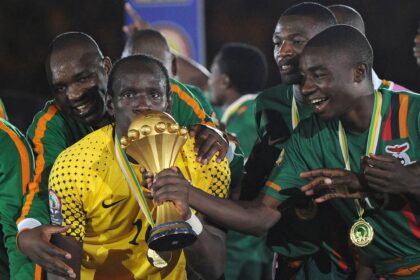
[265,181,282,191]
[398,94,409,138]
[0,121,31,194]
[35,264,42,280]
[171,83,208,125]
[389,264,420,277]
[18,105,59,223]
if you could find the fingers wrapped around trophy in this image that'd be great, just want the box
[120,111,197,252]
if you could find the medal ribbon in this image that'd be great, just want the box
[291,95,300,130]
[114,134,155,227]
[338,90,382,217]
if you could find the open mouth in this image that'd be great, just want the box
[310,97,329,112]
[72,99,96,117]
[279,63,296,74]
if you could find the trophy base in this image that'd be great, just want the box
[148,221,197,251]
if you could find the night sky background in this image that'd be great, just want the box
[1,0,419,131]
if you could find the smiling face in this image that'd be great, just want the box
[49,46,110,126]
[273,15,330,85]
[299,47,361,121]
[108,62,170,137]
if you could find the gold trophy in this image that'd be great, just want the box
[120,111,197,251]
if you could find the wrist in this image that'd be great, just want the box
[185,209,203,236]
[17,218,42,232]
[16,228,32,253]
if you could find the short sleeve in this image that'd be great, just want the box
[49,151,86,241]
[262,130,310,202]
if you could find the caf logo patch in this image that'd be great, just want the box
[385,143,414,166]
[49,189,63,226]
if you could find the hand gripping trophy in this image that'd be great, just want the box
[119,111,197,254]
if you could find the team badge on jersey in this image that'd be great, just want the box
[49,189,63,225]
[385,143,413,166]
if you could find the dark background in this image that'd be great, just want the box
[1,0,419,131]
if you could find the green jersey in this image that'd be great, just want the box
[185,84,215,117]
[240,85,352,278]
[222,94,258,158]
[0,118,39,279]
[265,88,420,278]
[19,80,216,227]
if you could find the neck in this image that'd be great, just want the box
[223,90,241,107]
[340,92,375,133]
[92,112,113,130]
[292,84,303,103]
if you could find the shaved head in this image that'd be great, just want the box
[280,2,337,29]
[329,4,365,34]
[122,29,175,75]
[46,32,104,83]
[303,25,373,80]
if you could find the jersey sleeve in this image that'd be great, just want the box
[262,128,310,202]
[48,150,86,241]
[170,79,215,128]
[0,121,35,276]
[18,105,67,225]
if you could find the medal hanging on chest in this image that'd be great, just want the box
[338,90,383,247]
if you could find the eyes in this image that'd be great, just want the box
[120,90,163,100]
[272,36,307,48]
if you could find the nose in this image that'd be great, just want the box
[278,41,294,59]
[67,85,85,101]
[132,93,151,110]
[300,76,316,98]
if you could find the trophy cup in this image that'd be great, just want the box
[120,111,197,251]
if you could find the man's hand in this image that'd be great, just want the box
[140,167,154,189]
[362,155,420,195]
[17,225,76,278]
[300,168,367,203]
[152,167,192,220]
[189,124,228,164]
[122,2,151,36]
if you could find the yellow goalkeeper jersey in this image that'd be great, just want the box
[48,124,230,280]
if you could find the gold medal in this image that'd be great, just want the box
[349,218,374,247]
[147,248,172,268]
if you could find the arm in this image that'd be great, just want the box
[17,107,75,276]
[0,123,34,278]
[184,215,226,280]
[152,169,281,237]
[48,235,82,280]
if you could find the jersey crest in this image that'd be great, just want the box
[385,143,413,166]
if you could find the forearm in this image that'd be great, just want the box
[184,223,225,280]
[189,188,280,235]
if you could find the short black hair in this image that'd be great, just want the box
[216,43,267,94]
[329,4,365,34]
[107,54,171,97]
[304,25,373,77]
[45,32,104,82]
[281,2,337,27]
[123,29,169,57]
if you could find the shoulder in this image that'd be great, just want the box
[256,84,292,106]
[27,100,63,136]
[55,125,113,168]
[0,119,29,149]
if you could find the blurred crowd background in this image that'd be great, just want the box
[1,0,419,132]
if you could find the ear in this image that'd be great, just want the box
[103,56,113,75]
[165,91,173,114]
[221,74,231,89]
[105,93,115,116]
[353,63,368,83]
[171,53,178,76]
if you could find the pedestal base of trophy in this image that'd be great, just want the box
[148,221,197,251]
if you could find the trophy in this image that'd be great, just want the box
[120,111,197,251]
